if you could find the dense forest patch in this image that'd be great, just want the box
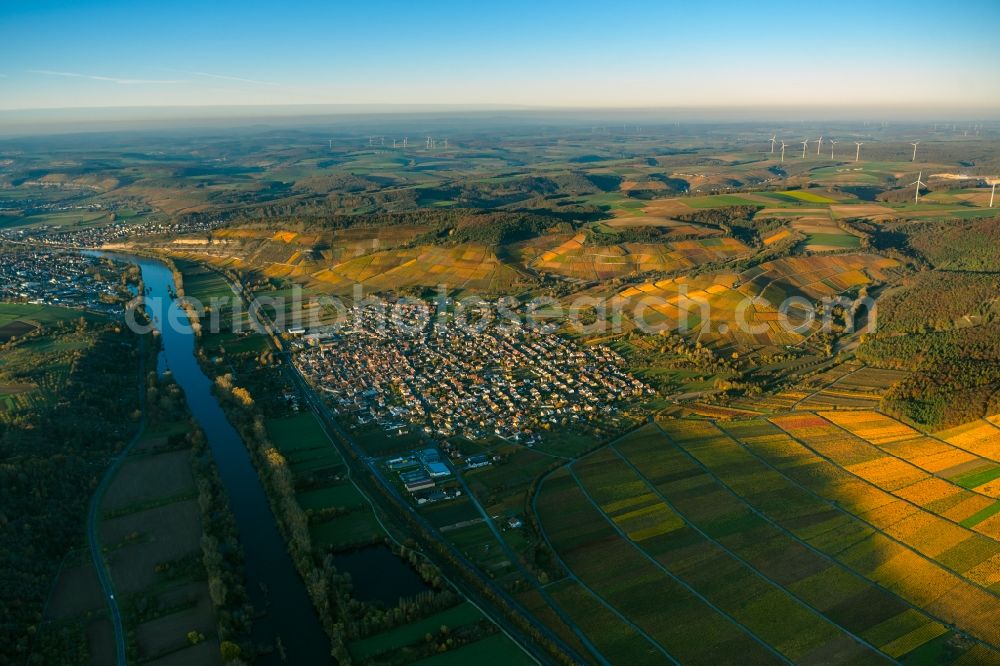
[0,321,142,661]
[875,272,1000,333]
[904,216,1000,271]
[858,325,1000,428]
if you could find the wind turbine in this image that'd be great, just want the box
[780,141,787,163]
[855,141,864,162]
[801,140,809,158]
[816,136,823,155]
[769,134,777,154]
[911,141,920,162]
[830,140,838,159]
[909,171,926,205]
[990,180,997,208]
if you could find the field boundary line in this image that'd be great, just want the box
[531,467,680,664]
[981,419,1000,435]
[809,414,1000,540]
[767,418,1000,597]
[607,444,898,664]
[699,421,1000,651]
[653,418,1000,655]
[567,465,794,664]
[451,466,611,665]
[912,417,1000,466]
[790,363,868,409]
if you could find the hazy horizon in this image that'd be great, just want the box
[0,104,996,139]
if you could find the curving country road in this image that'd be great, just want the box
[85,315,148,666]
[450,465,611,664]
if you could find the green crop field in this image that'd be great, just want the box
[16,209,109,229]
[805,232,861,248]
[349,602,483,660]
[267,413,383,548]
[176,259,234,302]
[774,190,840,204]
[419,498,483,528]
[311,510,383,549]
[267,413,336,454]
[0,309,111,414]
[0,302,102,329]
[201,331,269,354]
[414,632,535,665]
[684,194,762,208]
[297,483,368,511]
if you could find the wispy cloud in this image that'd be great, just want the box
[30,70,185,85]
[192,71,279,86]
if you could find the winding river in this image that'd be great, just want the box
[92,252,331,664]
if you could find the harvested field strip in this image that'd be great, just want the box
[763,229,792,245]
[537,469,783,664]
[573,445,892,662]
[823,412,999,482]
[936,419,1000,464]
[761,416,1000,590]
[619,424,959,660]
[773,413,1000,531]
[775,191,839,204]
[693,419,1000,647]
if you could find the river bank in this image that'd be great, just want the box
[93,251,332,664]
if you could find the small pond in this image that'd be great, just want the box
[333,544,430,606]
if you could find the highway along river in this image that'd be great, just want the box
[92,252,331,664]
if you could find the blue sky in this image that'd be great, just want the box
[0,0,998,111]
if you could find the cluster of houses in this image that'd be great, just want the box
[0,217,224,248]
[0,199,103,214]
[0,250,125,314]
[294,301,654,444]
